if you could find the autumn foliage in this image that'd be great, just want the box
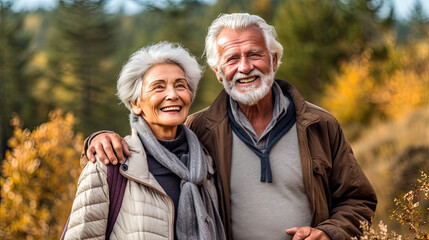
[0,109,82,240]
[321,36,429,236]
[322,38,428,129]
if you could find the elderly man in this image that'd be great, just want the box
[83,13,377,240]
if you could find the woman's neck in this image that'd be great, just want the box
[151,125,178,140]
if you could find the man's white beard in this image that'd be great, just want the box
[221,67,275,106]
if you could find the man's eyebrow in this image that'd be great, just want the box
[223,48,263,59]
[223,52,239,59]
[248,49,262,54]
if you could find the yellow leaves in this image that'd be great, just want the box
[23,14,42,32]
[373,69,428,120]
[322,49,375,124]
[31,52,48,69]
[0,109,83,240]
[322,38,429,126]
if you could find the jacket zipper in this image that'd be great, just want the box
[120,169,175,240]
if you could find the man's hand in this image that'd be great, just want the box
[286,227,330,240]
[86,133,130,165]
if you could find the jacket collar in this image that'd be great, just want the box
[121,129,166,194]
[276,80,320,127]
[201,89,230,130]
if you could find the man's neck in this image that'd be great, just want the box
[237,89,274,137]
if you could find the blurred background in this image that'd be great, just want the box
[0,0,428,239]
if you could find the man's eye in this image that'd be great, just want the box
[227,57,238,63]
[249,53,260,58]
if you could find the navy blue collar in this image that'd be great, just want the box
[227,90,296,183]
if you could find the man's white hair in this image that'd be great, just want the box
[117,41,202,111]
[205,13,283,69]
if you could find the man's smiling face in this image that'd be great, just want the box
[214,26,277,106]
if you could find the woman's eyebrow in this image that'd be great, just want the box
[148,79,165,84]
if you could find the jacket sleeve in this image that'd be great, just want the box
[316,120,377,239]
[64,161,109,240]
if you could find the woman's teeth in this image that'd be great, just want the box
[161,106,181,111]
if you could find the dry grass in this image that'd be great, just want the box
[351,106,429,234]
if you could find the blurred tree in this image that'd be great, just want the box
[207,0,279,20]
[395,0,429,44]
[274,0,390,101]
[320,7,429,225]
[250,0,276,22]
[0,1,37,160]
[322,37,428,133]
[407,0,429,41]
[134,0,215,112]
[0,109,82,240]
[208,0,251,16]
[146,0,207,52]
[46,0,125,136]
[322,49,377,126]
[194,0,285,111]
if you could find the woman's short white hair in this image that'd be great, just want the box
[205,13,283,69]
[117,41,202,111]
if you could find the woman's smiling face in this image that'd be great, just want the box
[132,63,191,140]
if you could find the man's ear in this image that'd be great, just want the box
[272,54,278,72]
[131,102,142,115]
[212,66,223,83]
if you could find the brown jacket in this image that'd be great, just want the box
[185,80,377,240]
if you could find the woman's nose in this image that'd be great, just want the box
[166,87,179,100]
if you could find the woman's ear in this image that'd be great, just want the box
[131,102,142,115]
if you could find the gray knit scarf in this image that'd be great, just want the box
[130,113,225,240]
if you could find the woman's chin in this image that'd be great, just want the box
[159,118,186,128]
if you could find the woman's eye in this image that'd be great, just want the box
[176,83,187,89]
[153,85,164,89]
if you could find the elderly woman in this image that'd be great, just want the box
[63,42,225,240]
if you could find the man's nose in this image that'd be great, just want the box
[238,57,253,74]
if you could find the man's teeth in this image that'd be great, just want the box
[237,76,257,83]
[161,106,181,111]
